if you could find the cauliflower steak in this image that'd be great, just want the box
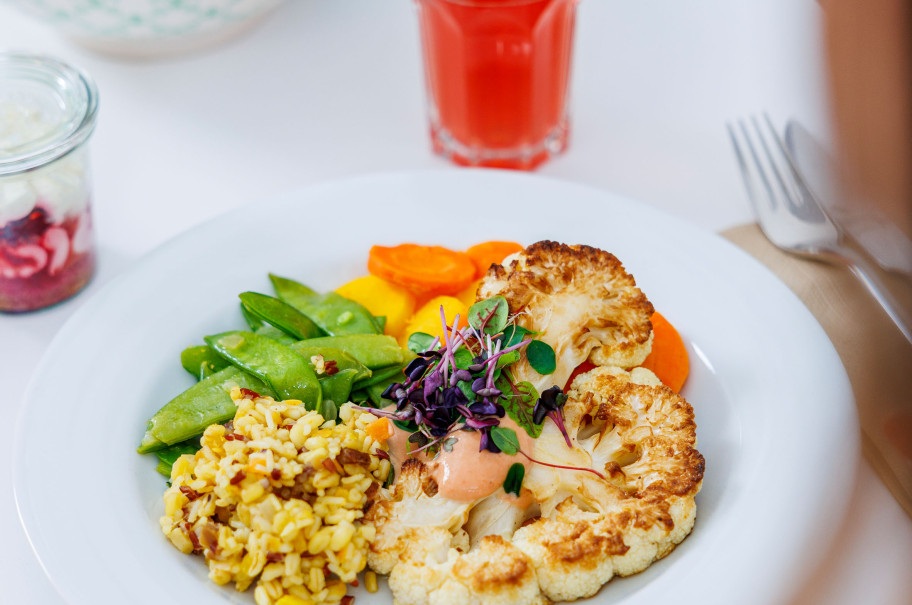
[364,242,704,604]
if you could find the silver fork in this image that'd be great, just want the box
[727,114,912,345]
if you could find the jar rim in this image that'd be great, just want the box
[0,53,99,176]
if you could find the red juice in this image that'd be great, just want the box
[416,0,578,169]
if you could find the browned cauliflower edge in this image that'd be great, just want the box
[478,241,655,394]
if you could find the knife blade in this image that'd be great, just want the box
[785,119,912,278]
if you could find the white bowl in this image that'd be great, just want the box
[10,0,284,59]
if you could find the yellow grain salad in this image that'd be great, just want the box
[159,387,391,605]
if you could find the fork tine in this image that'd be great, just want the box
[737,119,778,210]
[762,114,828,222]
[750,115,797,210]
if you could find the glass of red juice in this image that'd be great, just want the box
[415,0,579,170]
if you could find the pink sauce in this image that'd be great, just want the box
[387,413,534,503]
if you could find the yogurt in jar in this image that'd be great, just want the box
[0,54,98,312]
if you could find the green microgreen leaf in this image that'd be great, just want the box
[468,296,509,335]
[526,340,556,375]
[393,419,417,432]
[442,437,458,452]
[453,348,474,370]
[490,426,519,455]
[457,380,477,402]
[496,374,542,439]
[407,332,436,354]
[495,350,521,368]
[503,463,525,497]
[502,325,535,349]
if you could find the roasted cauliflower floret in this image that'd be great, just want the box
[363,459,472,575]
[516,365,704,601]
[388,535,548,605]
[478,241,654,394]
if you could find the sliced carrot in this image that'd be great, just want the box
[368,244,476,299]
[366,417,395,442]
[640,312,689,392]
[465,241,524,278]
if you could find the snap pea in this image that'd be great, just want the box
[373,315,387,332]
[137,366,274,453]
[254,324,297,345]
[270,274,380,336]
[205,331,321,410]
[290,334,409,369]
[240,291,324,340]
[180,345,229,380]
[154,438,201,477]
[241,303,264,331]
[295,345,372,383]
[352,363,406,391]
[365,371,407,405]
[319,367,360,414]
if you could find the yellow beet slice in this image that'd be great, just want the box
[400,295,468,347]
[336,275,415,339]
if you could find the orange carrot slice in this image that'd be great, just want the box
[465,241,524,278]
[640,312,689,392]
[368,244,476,298]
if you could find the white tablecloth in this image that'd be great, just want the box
[2,1,910,604]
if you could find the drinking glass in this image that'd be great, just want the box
[415,0,579,170]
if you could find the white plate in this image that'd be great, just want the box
[14,170,858,605]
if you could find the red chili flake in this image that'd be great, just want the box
[325,360,340,376]
[265,552,284,563]
[282,423,296,430]
[341,596,355,605]
[270,468,282,481]
[230,470,246,485]
[321,458,338,473]
[179,486,200,501]
[374,449,390,461]
[349,579,359,587]
[239,388,261,399]
[225,433,248,442]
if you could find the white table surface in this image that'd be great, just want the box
[1,1,910,604]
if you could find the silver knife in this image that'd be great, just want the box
[785,120,912,278]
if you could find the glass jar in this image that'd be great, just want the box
[0,53,99,312]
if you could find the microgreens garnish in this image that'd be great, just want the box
[367,297,583,474]
[503,463,525,496]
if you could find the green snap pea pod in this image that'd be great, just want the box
[154,438,202,477]
[319,368,360,413]
[137,366,274,453]
[254,324,298,345]
[373,315,387,332]
[180,345,229,380]
[295,346,372,383]
[205,331,321,410]
[240,291,324,340]
[365,371,407,406]
[352,363,405,391]
[349,388,370,405]
[270,274,379,336]
[241,303,265,331]
[290,334,409,369]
